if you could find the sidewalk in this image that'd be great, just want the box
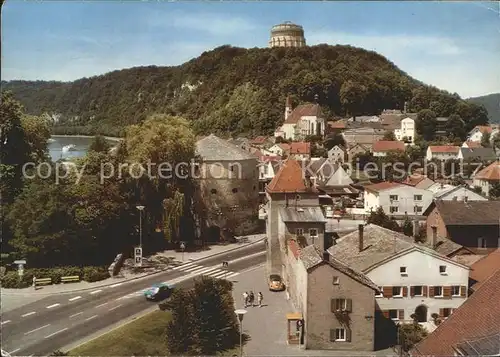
[1,234,265,297]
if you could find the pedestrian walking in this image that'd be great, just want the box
[33,276,37,290]
[257,292,263,307]
[248,291,255,307]
[243,291,248,308]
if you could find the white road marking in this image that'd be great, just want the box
[96,302,108,308]
[109,304,122,311]
[206,270,228,278]
[24,324,50,335]
[69,312,83,318]
[22,311,36,317]
[44,327,68,339]
[85,314,98,321]
[90,289,102,295]
[8,348,20,354]
[69,296,81,301]
[109,283,123,288]
[226,272,239,279]
[1,320,11,325]
[180,264,202,273]
[172,262,196,270]
[46,303,60,309]
[190,266,219,275]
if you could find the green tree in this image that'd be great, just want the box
[481,132,491,148]
[340,80,367,117]
[492,133,500,151]
[324,133,346,150]
[399,322,428,352]
[88,135,111,153]
[489,182,500,199]
[366,207,400,232]
[416,109,438,141]
[383,131,397,141]
[164,289,198,354]
[20,114,51,162]
[445,114,466,141]
[401,216,414,237]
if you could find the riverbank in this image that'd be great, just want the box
[51,134,123,142]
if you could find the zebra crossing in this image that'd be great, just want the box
[116,262,239,300]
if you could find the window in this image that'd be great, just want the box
[333,276,340,285]
[478,238,487,249]
[390,195,399,201]
[392,286,403,297]
[389,309,399,320]
[414,206,423,213]
[229,164,235,172]
[334,298,347,311]
[390,206,399,213]
[414,194,423,201]
[442,308,452,318]
[296,228,304,236]
[434,286,443,297]
[376,287,383,297]
[439,265,447,274]
[232,188,238,193]
[210,189,217,194]
[332,328,346,341]
[400,266,407,275]
[452,286,461,296]
[309,228,318,238]
[413,286,423,296]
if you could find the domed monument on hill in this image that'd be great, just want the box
[269,21,306,48]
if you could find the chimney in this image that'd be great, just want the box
[463,196,468,202]
[358,224,364,252]
[431,226,437,248]
[323,251,330,262]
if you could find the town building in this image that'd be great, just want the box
[195,134,260,239]
[327,145,346,163]
[257,157,282,193]
[461,140,482,149]
[269,21,306,48]
[468,248,500,292]
[431,185,487,202]
[424,200,500,254]
[426,145,460,161]
[285,244,380,350]
[274,97,325,141]
[372,140,406,157]
[347,115,380,123]
[342,127,385,151]
[456,147,497,161]
[268,143,290,157]
[402,174,435,190]
[346,143,370,164]
[227,137,251,152]
[467,125,497,143]
[393,117,416,144]
[328,225,470,325]
[472,160,500,197]
[411,268,500,357]
[364,182,433,218]
[289,142,311,160]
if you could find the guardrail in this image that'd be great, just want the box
[61,275,80,283]
[35,278,52,287]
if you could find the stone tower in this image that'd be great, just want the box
[269,21,306,48]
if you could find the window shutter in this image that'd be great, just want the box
[346,328,352,342]
[383,286,393,298]
[346,299,352,312]
[410,286,415,297]
[403,286,408,297]
[443,286,452,299]
[429,286,435,297]
[331,299,336,312]
[423,286,428,297]
[382,310,390,318]
[460,286,466,297]
[398,310,404,320]
[330,329,335,342]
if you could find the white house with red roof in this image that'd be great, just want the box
[372,140,406,157]
[472,160,500,197]
[467,125,498,143]
[274,96,326,141]
[425,145,460,161]
[364,182,433,218]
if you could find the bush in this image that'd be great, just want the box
[83,266,110,282]
[1,271,30,288]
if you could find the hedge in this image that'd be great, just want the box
[0,266,110,288]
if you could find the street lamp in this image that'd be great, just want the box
[136,205,145,248]
[235,309,247,357]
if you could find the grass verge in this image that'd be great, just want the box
[69,310,171,356]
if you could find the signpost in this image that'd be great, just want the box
[134,247,142,267]
[222,261,229,279]
[180,241,186,262]
[14,260,26,282]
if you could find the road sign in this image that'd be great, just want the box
[134,256,142,266]
[222,261,229,268]
[14,260,27,265]
[134,247,142,257]
[180,241,186,250]
[17,264,24,277]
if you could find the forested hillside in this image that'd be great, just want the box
[467,93,500,124]
[1,44,489,137]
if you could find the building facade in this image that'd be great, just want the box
[269,21,306,48]
[394,117,416,144]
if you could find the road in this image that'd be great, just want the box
[1,242,265,356]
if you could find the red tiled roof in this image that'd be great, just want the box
[328,120,346,129]
[464,141,482,148]
[251,136,267,144]
[364,181,404,193]
[266,159,317,193]
[290,142,311,155]
[259,155,280,162]
[469,249,500,289]
[402,174,425,187]
[284,104,322,124]
[429,145,460,153]
[278,143,291,151]
[288,239,300,259]
[412,268,500,356]
[474,160,500,181]
[373,140,405,152]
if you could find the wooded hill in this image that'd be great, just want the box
[467,93,500,124]
[1,44,489,137]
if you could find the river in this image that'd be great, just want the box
[48,135,120,162]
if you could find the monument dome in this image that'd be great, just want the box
[269,21,306,48]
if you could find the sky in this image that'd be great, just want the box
[2,1,499,98]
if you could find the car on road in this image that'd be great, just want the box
[144,283,174,301]
[269,274,285,291]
